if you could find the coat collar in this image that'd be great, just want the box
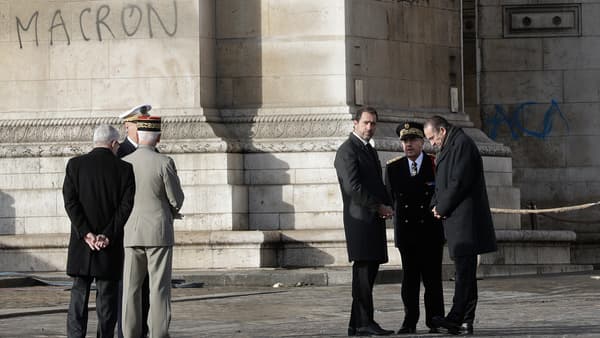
[91,147,114,155]
[137,144,157,151]
[348,133,381,173]
[437,126,461,165]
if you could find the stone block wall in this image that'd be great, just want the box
[0,156,69,235]
[346,0,462,112]
[216,0,347,109]
[1,0,557,272]
[244,152,341,231]
[0,0,215,120]
[478,0,600,240]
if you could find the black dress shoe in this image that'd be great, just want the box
[397,326,416,334]
[356,324,394,336]
[431,316,461,335]
[428,327,440,333]
[461,323,474,335]
[348,327,356,336]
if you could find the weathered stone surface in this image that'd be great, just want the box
[482,39,544,71]
[478,5,503,38]
[0,0,553,272]
[481,71,563,104]
[544,37,600,70]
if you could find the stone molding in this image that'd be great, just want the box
[0,111,511,157]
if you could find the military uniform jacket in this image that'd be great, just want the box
[63,148,135,279]
[385,152,444,250]
[334,133,390,263]
[117,137,136,158]
[123,145,185,247]
[432,127,497,258]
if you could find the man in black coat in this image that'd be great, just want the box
[424,116,497,335]
[385,122,445,334]
[334,106,394,336]
[63,124,135,338]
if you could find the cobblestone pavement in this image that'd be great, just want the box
[0,272,599,337]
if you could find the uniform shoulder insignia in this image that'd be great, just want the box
[386,156,403,165]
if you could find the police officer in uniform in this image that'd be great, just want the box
[385,122,445,334]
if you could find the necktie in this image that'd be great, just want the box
[411,161,418,176]
[365,143,378,163]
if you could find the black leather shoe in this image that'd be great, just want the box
[397,326,416,334]
[428,327,440,333]
[356,324,394,336]
[461,323,474,335]
[348,326,356,336]
[431,316,461,335]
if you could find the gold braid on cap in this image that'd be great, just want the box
[400,127,424,138]
[136,121,161,130]
[123,115,140,122]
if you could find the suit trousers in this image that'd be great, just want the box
[118,275,150,338]
[447,254,478,325]
[399,243,444,328]
[349,261,379,329]
[123,246,173,338]
[67,276,119,338]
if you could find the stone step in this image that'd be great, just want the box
[0,229,587,276]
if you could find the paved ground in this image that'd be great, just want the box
[0,271,599,337]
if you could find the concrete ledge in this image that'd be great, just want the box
[496,230,576,242]
[0,229,585,272]
[0,234,69,249]
[1,229,578,249]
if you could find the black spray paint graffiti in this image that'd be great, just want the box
[485,99,569,140]
[16,1,177,49]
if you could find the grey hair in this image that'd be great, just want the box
[424,115,451,132]
[93,125,120,146]
[137,130,161,145]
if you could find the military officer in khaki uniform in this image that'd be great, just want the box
[121,116,184,338]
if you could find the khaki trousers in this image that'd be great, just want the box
[122,246,172,338]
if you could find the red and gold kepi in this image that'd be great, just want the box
[136,115,161,132]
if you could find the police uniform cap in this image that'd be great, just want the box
[396,122,424,140]
[119,104,152,122]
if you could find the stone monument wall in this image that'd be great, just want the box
[477,0,600,265]
[1,0,570,273]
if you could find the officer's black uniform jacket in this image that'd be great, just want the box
[385,152,444,250]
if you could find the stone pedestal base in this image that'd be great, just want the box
[0,112,584,275]
[572,233,600,269]
[0,230,591,278]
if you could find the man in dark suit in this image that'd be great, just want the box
[385,122,445,334]
[334,106,394,336]
[63,124,135,338]
[117,104,152,338]
[424,116,497,335]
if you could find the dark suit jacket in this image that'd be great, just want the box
[117,137,137,158]
[385,152,444,250]
[63,147,135,279]
[334,133,390,263]
[431,126,497,258]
